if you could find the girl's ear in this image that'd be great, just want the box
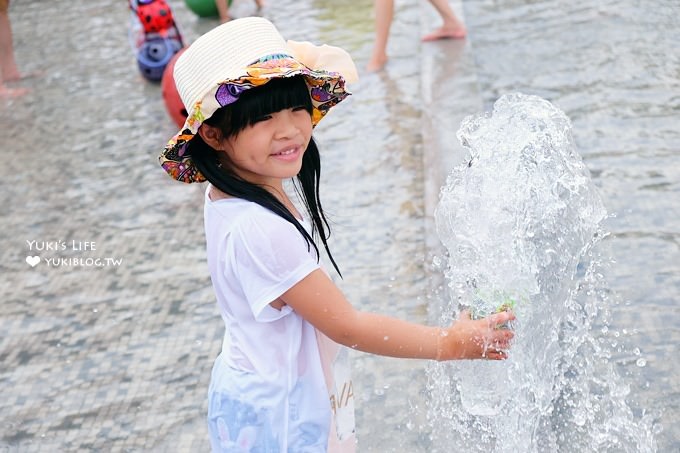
[198,124,224,150]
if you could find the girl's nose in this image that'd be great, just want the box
[272,110,300,139]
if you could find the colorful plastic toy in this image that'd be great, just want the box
[184,0,223,18]
[135,0,176,35]
[129,0,184,82]
[161,48,188,128]
[137,37,183,82]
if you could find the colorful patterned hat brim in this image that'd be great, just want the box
[159,54,350,183]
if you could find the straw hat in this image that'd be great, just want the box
[159,17,359,183]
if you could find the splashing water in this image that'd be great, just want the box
[427,94,657,452]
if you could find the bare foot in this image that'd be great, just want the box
[2,70,43,82]
[421,24,467,42]
[0,84,29,98]
[366,53,388,73]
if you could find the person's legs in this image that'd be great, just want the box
[367,0,394,72]
[0,81,27,98]
[0,0,21,81]
[215,0,231,23]
[217,0,262,21]
[0,0,27,97]
[421,0,466,41]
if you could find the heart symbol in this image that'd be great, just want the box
[26,256,41,267]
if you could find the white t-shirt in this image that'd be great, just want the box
[203,189,355,452]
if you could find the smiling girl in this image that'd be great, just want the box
[159,17,514,452]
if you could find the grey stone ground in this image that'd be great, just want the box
[2,0,678,452]
[0,1,444,451]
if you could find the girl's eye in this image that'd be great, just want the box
[292,106,308,112]
[253,114,272,123]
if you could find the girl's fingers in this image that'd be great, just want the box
[485,325,514,352]
[488,339,512,350]
[482,349,508,360]
[488,310,515,327]
[491,328,514,341]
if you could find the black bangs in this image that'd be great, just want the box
[188,73,342,276]
[224,75,313,135]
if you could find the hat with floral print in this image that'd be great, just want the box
[159,17,359,183]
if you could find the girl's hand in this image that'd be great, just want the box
[437,309,515,361]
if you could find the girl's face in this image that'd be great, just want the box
[219,107,313,188]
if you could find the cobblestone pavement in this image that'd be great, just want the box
[1,0,435,451]
[2,0,678,452]
[460,1,680,450]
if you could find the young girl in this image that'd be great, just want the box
[159,17,514,452]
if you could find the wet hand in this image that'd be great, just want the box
[438,309,515,361]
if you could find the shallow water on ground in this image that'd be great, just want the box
[1,0,429,451]
[459,1,679,451]
[1,0,677,451]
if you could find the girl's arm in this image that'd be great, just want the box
[280,269,514,361]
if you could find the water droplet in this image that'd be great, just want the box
[573,408,586,426]
[636,358,647,367]
[633,348,641,356]
[92,308,98,313]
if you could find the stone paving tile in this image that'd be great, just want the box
[1,0,433,451]
[4,0,676,451]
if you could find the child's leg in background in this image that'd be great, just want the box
[0,0,28,97]
[421,0,467,41]
[367,0,394,72]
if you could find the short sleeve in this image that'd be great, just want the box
[229,212,320,322]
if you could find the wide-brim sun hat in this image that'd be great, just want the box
[159,17,359,183]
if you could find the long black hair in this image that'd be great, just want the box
[189,75,341,276]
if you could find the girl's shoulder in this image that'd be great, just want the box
[204,191,297,234]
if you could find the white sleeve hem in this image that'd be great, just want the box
[251,261,321,322]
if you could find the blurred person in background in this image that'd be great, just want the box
[367,0,466,72]
[0,0,28,97]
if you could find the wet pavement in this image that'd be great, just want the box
[2,0,678,452]
[458,1,679,451]
[1,0,440,451]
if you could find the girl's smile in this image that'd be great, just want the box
[206,107,313,189]
[271,144,303,162]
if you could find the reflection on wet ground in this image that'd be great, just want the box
[463,1,679,451]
